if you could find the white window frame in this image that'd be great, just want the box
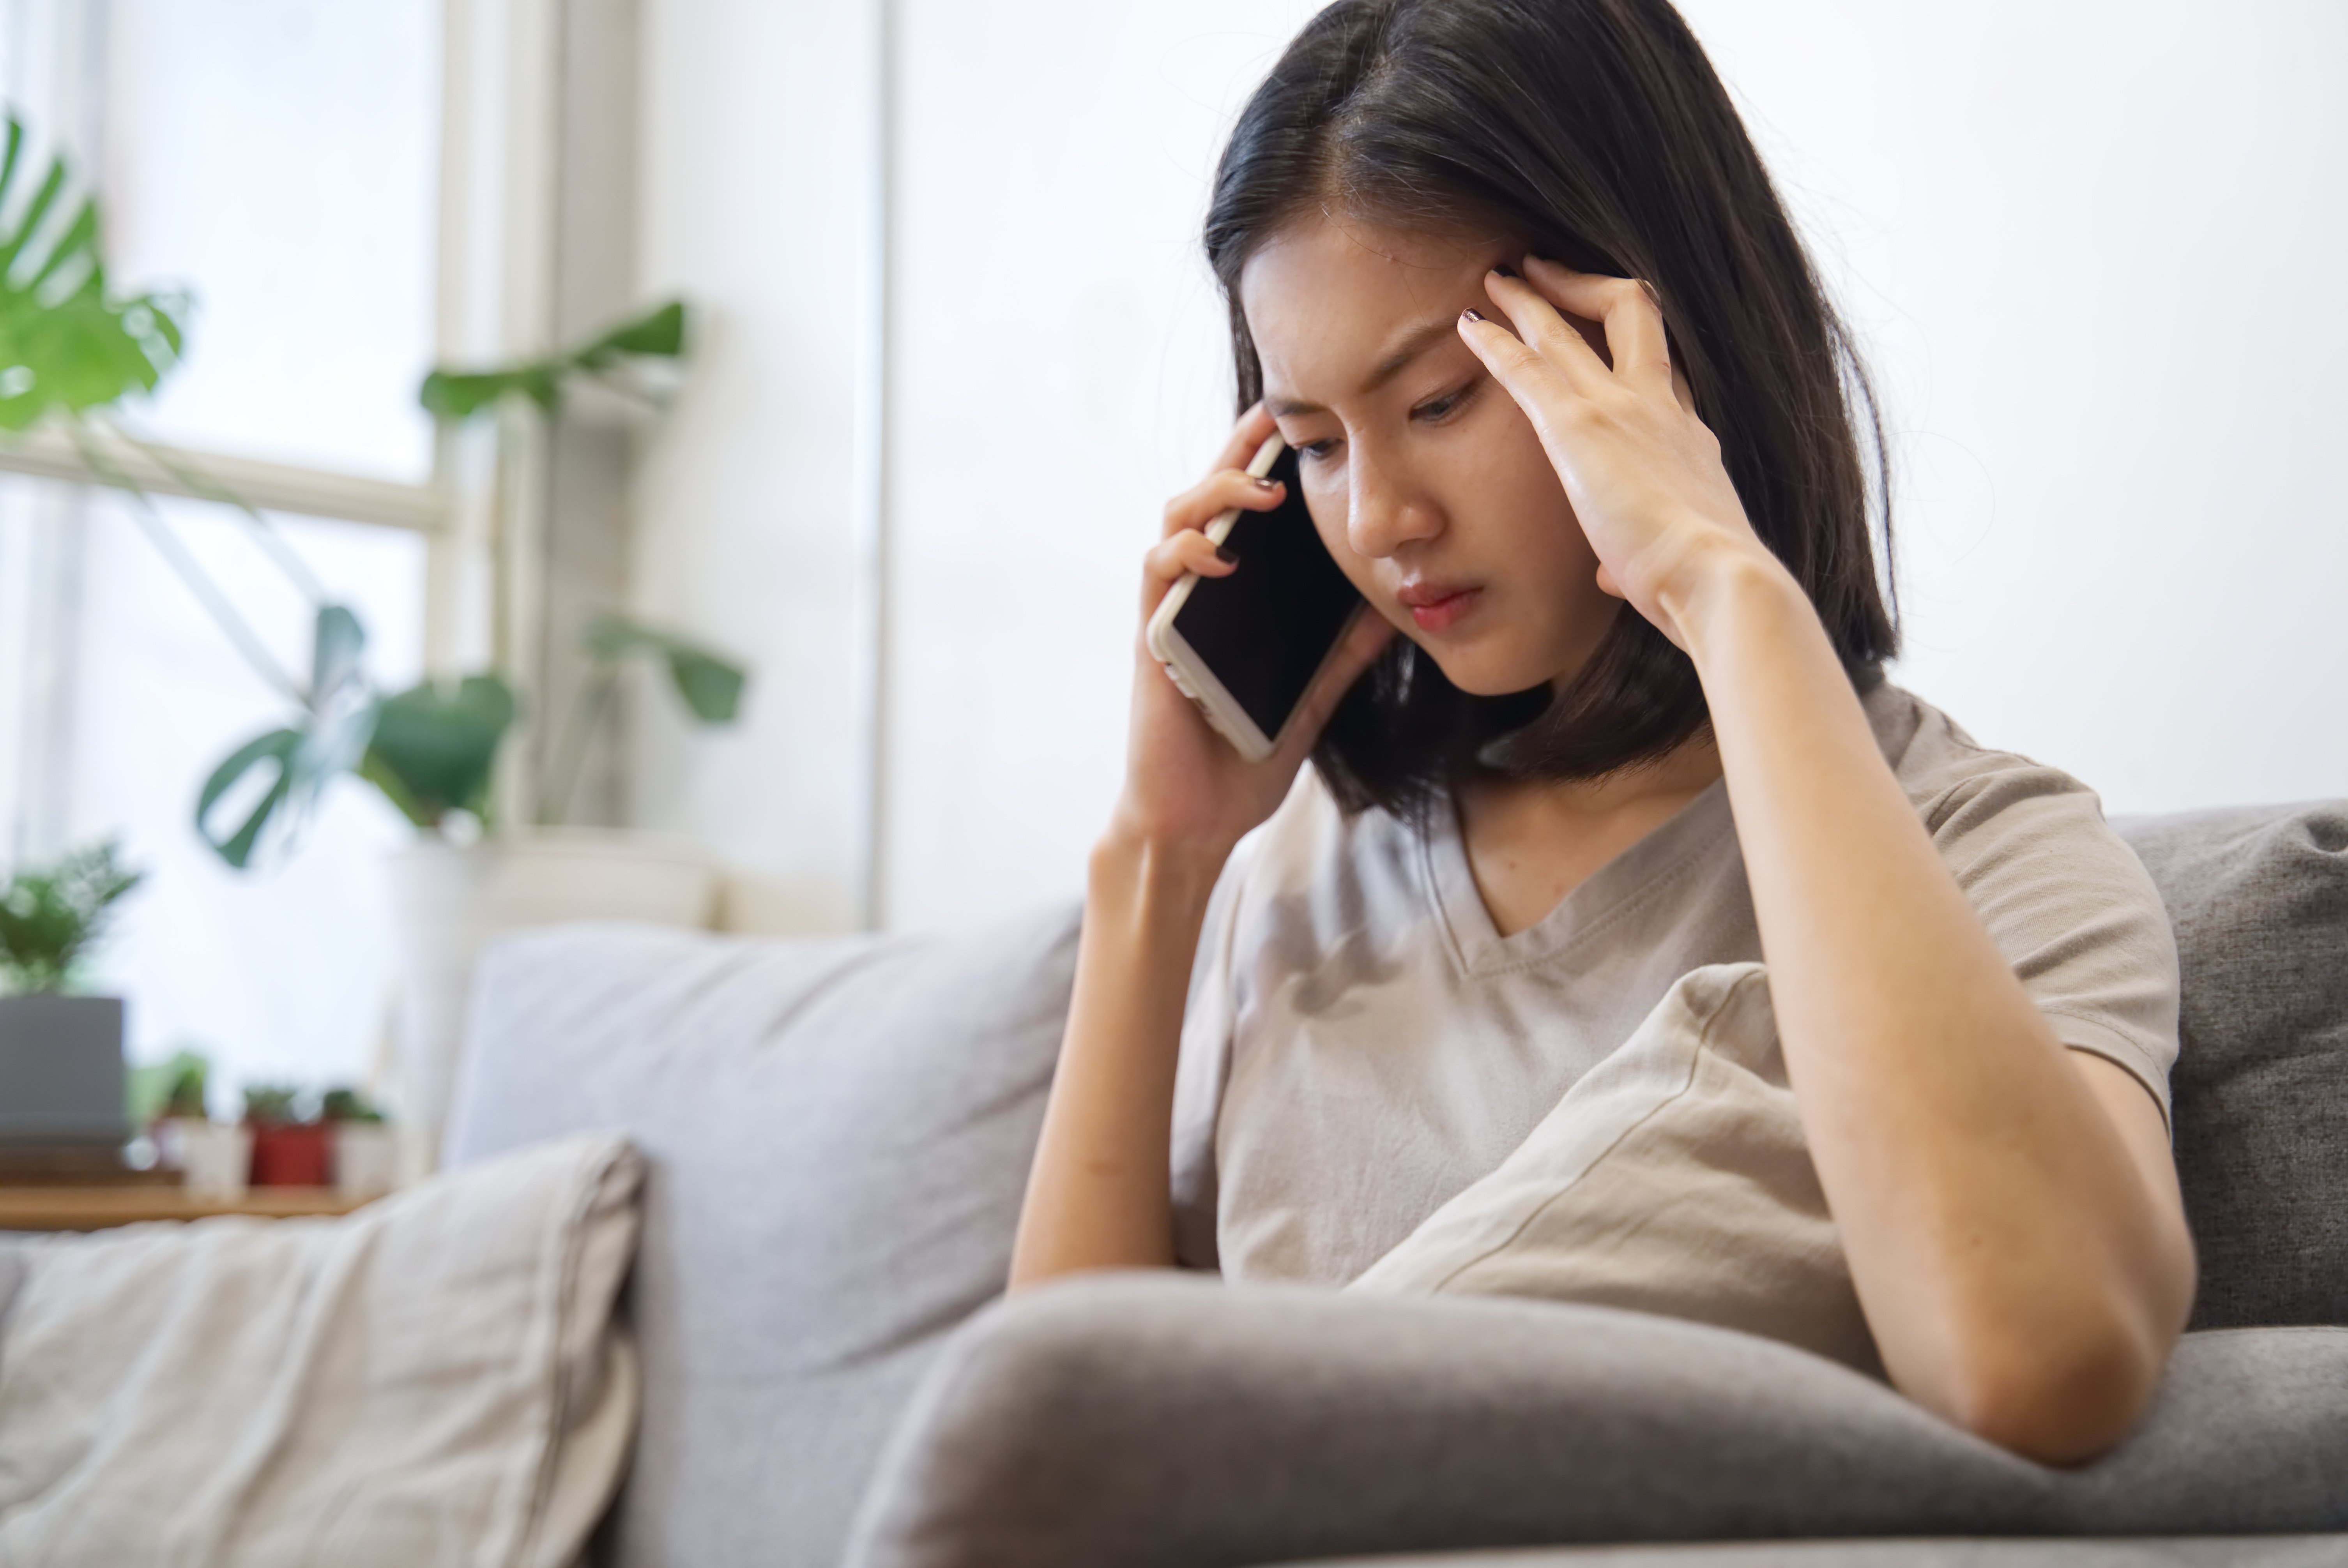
[0,0,570,739]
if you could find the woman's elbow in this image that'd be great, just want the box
[1937,1309,2175,1466]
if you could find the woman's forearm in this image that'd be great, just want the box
[1666,547,2194,1460]
[1007,831,1225,1291]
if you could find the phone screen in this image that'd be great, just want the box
[1171,444,1364,742]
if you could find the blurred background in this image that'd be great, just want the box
[0,0,2341,1110]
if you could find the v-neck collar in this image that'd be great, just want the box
[1420,775,1738,978]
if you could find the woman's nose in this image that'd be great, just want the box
[1346,453,1443,560]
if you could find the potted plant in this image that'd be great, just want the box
[243,1083,331,1188]
[133,1047,212,1165]
[131,1050,251,1197]
[0,842,141,1171]
[322,1085,397,1199]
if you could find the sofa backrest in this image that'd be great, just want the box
[434,800,2343,1568]
[444,902,1081,1568]
[2118,800,2348,1330]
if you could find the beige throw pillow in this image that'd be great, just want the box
[1347,962,1883,1376]
[0,1130,643,1564]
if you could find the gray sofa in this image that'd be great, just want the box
[442,800,2348,1568]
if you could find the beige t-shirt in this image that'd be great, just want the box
[1170,682,2181,1284]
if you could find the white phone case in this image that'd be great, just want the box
[1145,433,1301,763]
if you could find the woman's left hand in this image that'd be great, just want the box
[1459,256,1776,650]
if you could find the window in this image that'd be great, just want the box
[0,0,453,1105]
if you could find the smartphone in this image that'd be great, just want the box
[1146,433,1366,762]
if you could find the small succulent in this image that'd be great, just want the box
[320,1086,384,1123]
[127,1048,211,1124]
[241,1083,305,1126]
[161,1059,208,1118]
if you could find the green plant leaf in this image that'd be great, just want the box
[129,1049,209,1123]
[320,1086,384,1122]
[310,604,366,706]
[417,363,561,420]
[0,117,183,431]
[193,608,382,869]
[574,299,686,366]
[665,650,745,724]
[242,1082,302,1125]
[355,747,433,830]
[0,839,143,994]
[195,728,301,869]
[0,160,67,277]
[582,612,745,723]
[287,604,376,820]
[27,199,97,294]
[362,675,518,828]
[0,121,24,217]
[418,298,688,422]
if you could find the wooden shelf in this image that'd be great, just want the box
[0,1185,380,1231]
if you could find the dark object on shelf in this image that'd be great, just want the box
[0,1141,166,1183]
[0,994,129,1155]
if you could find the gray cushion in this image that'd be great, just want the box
[1292,1538,2348,1567]
[840,1275,2348,1568]
[443,902,1081,1568]
[2116,801,2348,1328]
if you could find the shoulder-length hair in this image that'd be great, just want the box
[1204,0,1897,821]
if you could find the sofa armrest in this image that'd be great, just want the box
[840,1276,2348,1568]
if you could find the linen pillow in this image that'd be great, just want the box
[0,1131,641,1565]
[1348,962,1883,1375]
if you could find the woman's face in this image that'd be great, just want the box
[1240,214,1618,697]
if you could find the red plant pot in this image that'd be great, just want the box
[247,1121,332,1187]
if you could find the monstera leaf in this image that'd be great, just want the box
[0,118,184,431]
[419,299,686,421]
[534,612,745,826]
[359,675,518,830]
[583,611,744,722]
[194,606,382,867]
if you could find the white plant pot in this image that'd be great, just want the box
[175,1119,254,1201]
[332,1121,400,1199]
[386,827,717,1179]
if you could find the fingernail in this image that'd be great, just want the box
[1461,307,1485,323]
[1491,263,1517,279]
[1215,544,1238,565]
[1252,476,1280,490]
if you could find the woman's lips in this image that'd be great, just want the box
[1399,583,1482,632]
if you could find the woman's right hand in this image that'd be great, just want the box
[1111,403,1395,863]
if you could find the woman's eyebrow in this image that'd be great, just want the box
[1264,316,1465,418]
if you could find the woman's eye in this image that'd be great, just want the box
[1294,438,1338,461]
[1414,382,1477,422]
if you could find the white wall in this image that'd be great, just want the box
[638,1,2348,934]
[881,1,1324,929]
[631,0,878,931]
[1680,0,2348,813]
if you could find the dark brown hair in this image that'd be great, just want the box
[1205,0,1896,820]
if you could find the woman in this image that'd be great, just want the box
[1010,0,2194,1466]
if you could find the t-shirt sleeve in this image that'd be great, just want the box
[1167,833,1255,1272]
[1911,747,2182,1131]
